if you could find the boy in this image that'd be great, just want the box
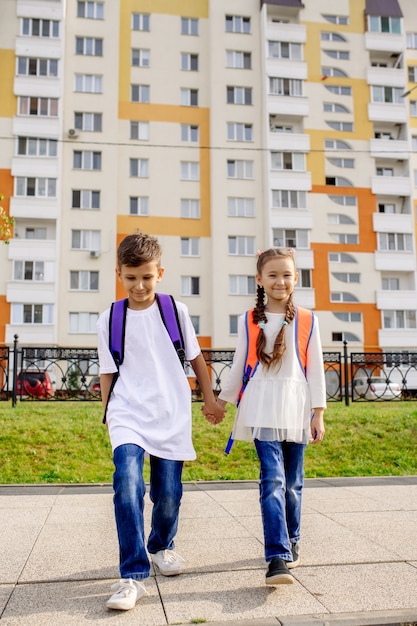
[97,232,224,611]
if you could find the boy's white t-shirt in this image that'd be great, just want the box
[96,298,201,460]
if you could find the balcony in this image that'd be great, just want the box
[375,251,416,271]
[6,281,55,304]
[268,95,309,117]
[293,247,314,268]
[13,116,60,138]
[265,22,306,44]
[8,238,56,260]
[10,197,59,220]
[269,170,311,191]
[14,76,61,99]
[268,131,310,152]
[373,212,413,233]
[266,59,307,81]
[370,138,409,160]
[15,36,62,59]
[12,157,59,178]
[365,32,405,54]
[270,210,312,230]
[5,324,55,346]
[378,328,417,349]
[366,66,405,88]
[376,290,417,310]
[293,288,315,310]
[371,175,411,196]
[368,103,407,123]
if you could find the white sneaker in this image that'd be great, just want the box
[106,578,147,611]
[150,549,185,576]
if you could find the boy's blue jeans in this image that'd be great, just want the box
[112,443,183,580]
[254,439,306,563]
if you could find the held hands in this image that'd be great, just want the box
[201,398,226,425]
[310,408,325,444]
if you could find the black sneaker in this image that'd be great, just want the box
[287,542,300,569]
[265,558,294,585]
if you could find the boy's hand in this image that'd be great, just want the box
[202,399,225,424]
[310,408,325,444]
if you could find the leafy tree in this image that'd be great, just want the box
[0,195,14,244]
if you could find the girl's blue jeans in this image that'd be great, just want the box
[112,443,183,580]
[254,439,306,563]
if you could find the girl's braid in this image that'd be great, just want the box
[253,285,268,365]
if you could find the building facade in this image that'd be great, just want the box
[0,0,416,353]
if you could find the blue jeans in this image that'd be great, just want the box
[254,439,306,563]
[112,443,183,580]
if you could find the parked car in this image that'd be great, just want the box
[16,370,54,398]
[352,377,401,400]
[88,376,101,397]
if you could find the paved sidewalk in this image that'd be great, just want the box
[0,476,417,626]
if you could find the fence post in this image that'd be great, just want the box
[343,340,349,407]
[12,334,18,408]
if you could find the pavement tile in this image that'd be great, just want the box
[178,536,264,573]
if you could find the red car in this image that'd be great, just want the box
[16,371,54,398]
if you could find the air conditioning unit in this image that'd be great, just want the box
[67,128,79,138]
[90,250,100,258]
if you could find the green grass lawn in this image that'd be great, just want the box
[0,401,416,483]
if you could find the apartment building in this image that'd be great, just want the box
[0,0,416,354]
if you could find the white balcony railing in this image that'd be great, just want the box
[370,138,409,160]
[371,175,411,196]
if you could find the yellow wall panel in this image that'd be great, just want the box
[0,50,16,118]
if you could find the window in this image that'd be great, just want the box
[273,229,309,248]
[227,123,253,141]
[271,152,305,171]
[330,292,359,302]
[323,15,349,25]
[332,272,360,283]
[374,131,393,139]
[181,17,198,36]
[225,15,250,34]
[297,269,312,288]
[408,66,417,82]
[17,57,58,77]
[77,2,104,19]
[226,50,251,69]
[14,261,45,281]
[74,112,102,132]
[325,139,352,150]
[71,229,101,251]
[376,167,393,176]
[25,228,47,240]
[227,197,255,217]
[132,13,150,31]
[180,199,200,218]
[330,233,358,244]
[229,275,256,295]
[324,50,349,60]
[18,97,58,117]
[69,312,98,333]
[227,86,252,105]
[269,78,302,96]
[325,85,351,96]
[181,124,199,142]
[272,190,307,209]
[181,237,200,256]
[21,18,59,38]
[190,316,200,334]
[323,103,350,113]
[328,157,354,168]
[130,158,149,178]
[411,101,417,117]
[270,123,293,133]
[12,303,53,324]
[332,331,360,342]
[73,151,101,170]
[329,194,357,205]
[130,121,149,140]
[371,86,403,104]
[321,32,346,41]
[181,161,200,180]
[229,315,238,335]
[181,276,200,296]
[131,84,150,103]
[181,88,198,106]
[72,189,100,210]
[412,136,417,151]
[181,53,198,71]
[326,176,353,186]
[407,33,417,49]
[326,121,353,131]
[333,311,362,322]
[70,271,99,291]
[322,67,348,78]
[129,197,149,215]
[132,49,150,67]
[227,160,253,179]
[382,277,400,290]
[368,15,401,34]
[17,137,57,157]
[268,41,302,60]
[378,203,396,213]
[328,213,355,224]
[378,232,413,252]
[228,236,255,256]
[383,310,416,329]
[75,37,103,56]
[15,177,56,197]
[75,74,102,93]
[329,252,357,263]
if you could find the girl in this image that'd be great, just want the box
[213,248,326,585]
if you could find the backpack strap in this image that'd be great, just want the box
[294,306,314,376]
[237,309,259,407]
[156,293,186,367]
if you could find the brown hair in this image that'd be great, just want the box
[117,231,162,268]
[252,248,296,369]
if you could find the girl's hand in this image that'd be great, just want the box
[201,400,225,424]
[310,409,325,444]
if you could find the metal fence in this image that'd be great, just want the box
[1,336,417,405]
